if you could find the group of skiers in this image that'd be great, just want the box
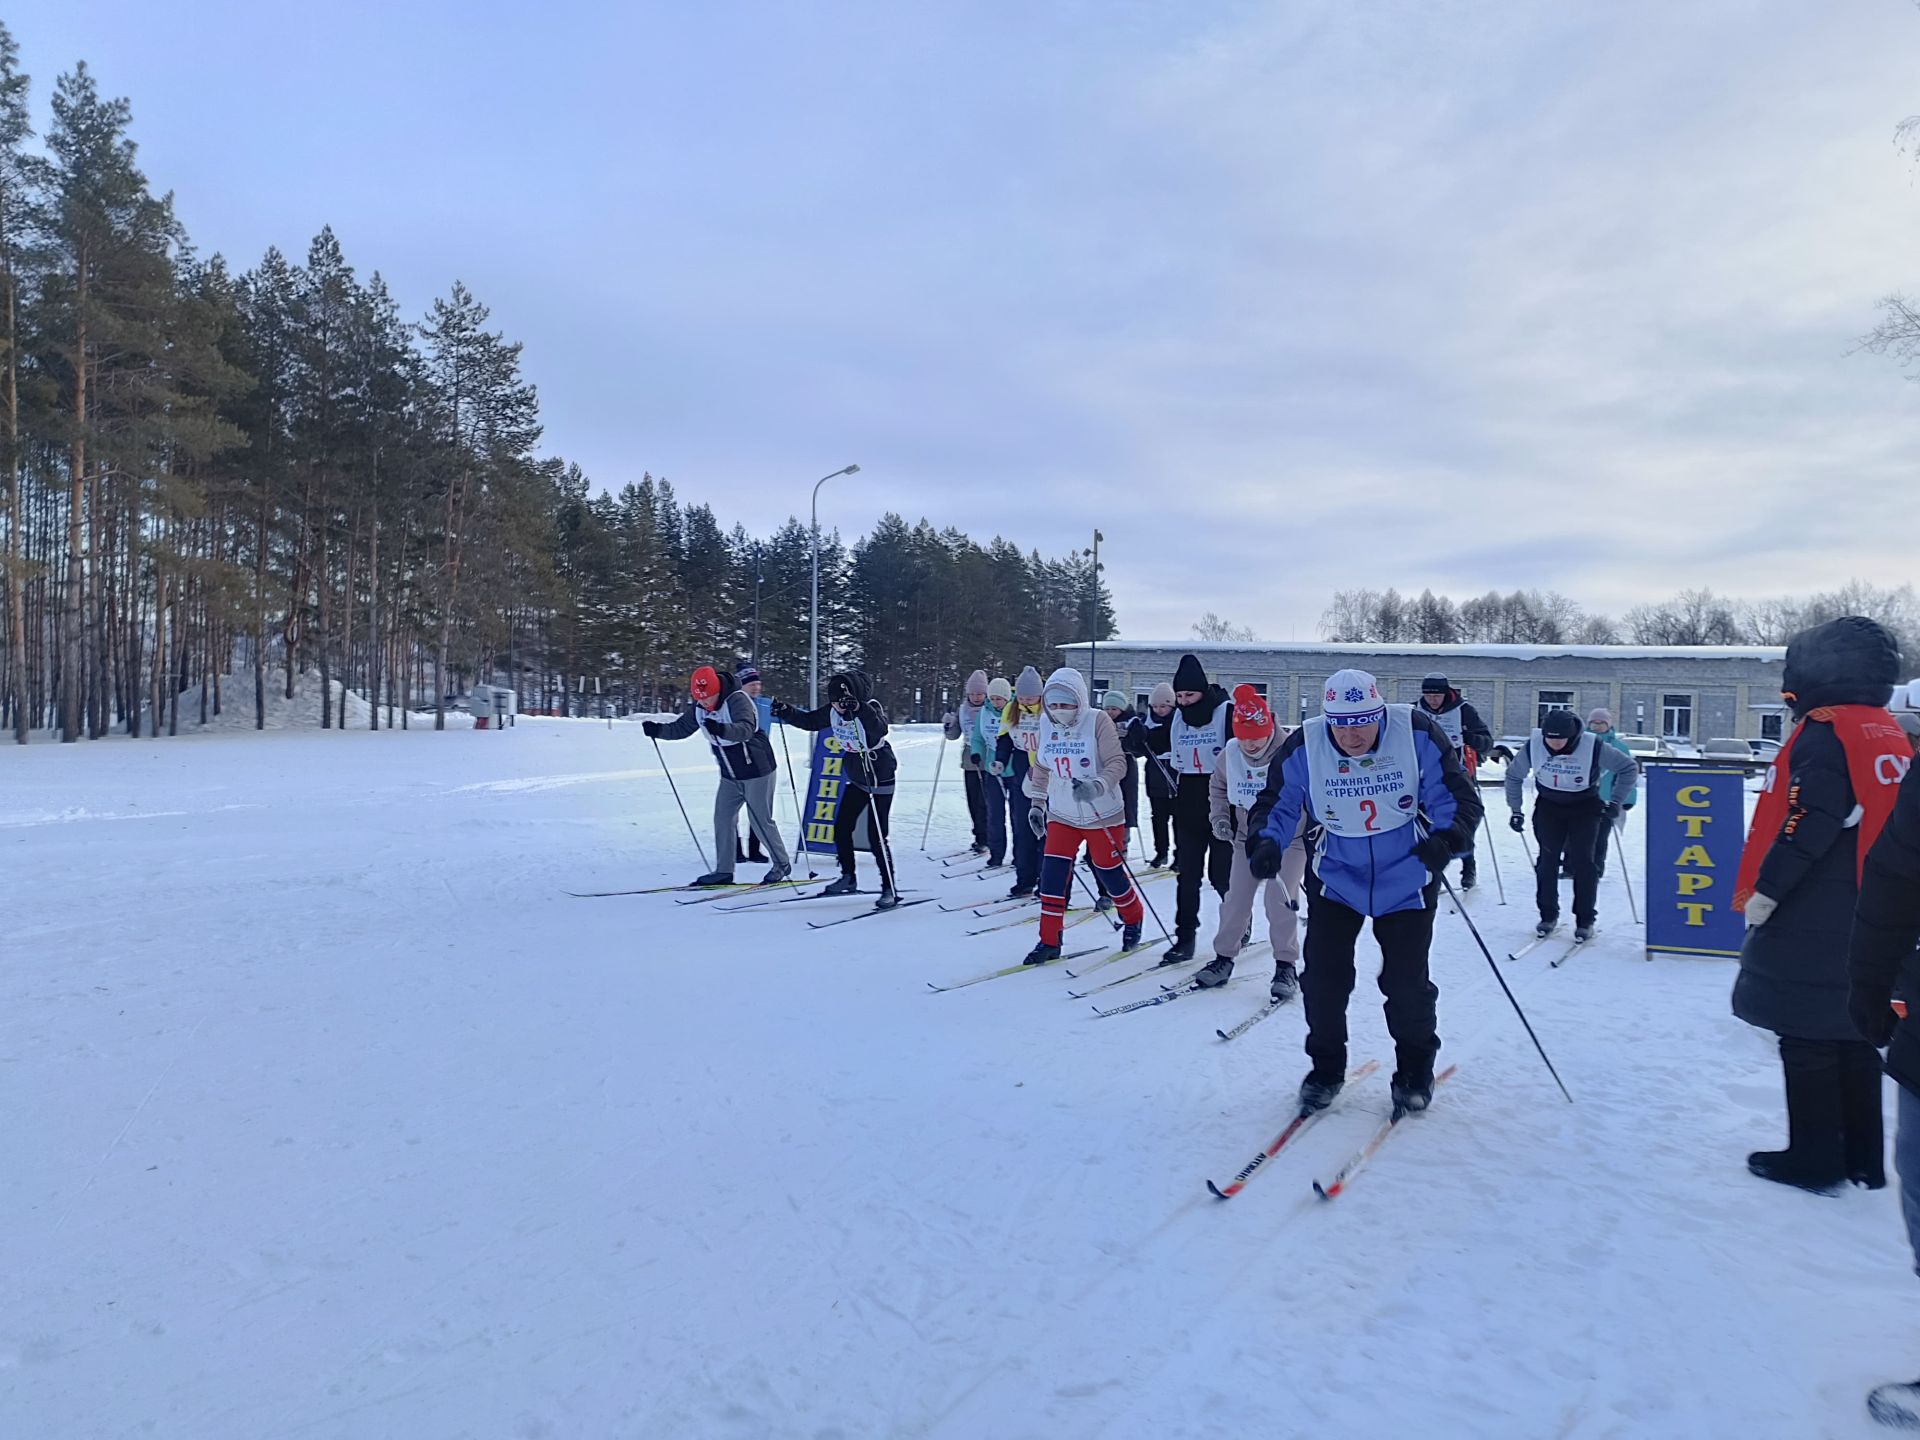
[640,622,1920,1428]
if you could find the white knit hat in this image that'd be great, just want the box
[1321,668,1385,727]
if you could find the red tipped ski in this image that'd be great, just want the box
[1312,1065,1459,1200]
[1206,1060,1380,1200]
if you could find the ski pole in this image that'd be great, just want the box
[1612,820,1640,925]
[1478,810,1507,905]
[1440,874,1574,1104]
[652,735,711,874]
[774,720,820,880]
[1068,834,1124,931]
[921,735,948,849]
[856,746,902,899]
[1115,855,1174,943]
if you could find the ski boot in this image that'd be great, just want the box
[970,841,988,856]
[1573,921,1595,943]
[1868,1379,1920,1429]
[1269,961,1299,1004]
[1298,1070,1344,1114]
[1193,956,1234,988]
[691,871,735,888]
[1460,857,1477,892]
[758,863,792,886]
[1160,935,1196,966]
[1022,941,1062,967]
[821,873,860,897]
[1121,921,1142,951]
[1095,893,1114,913]
[1149,852,1168,869]
[1391,1072,1435,1115]
[1534,916,1559,940]
[1006,882,1035,900]
[874,888,901,911]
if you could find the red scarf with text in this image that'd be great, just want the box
[1734,705,1911,910]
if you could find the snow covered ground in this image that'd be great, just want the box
[4,718,1914,1438]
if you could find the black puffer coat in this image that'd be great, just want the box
[775,670,898,794]
[1732,616,1903,1040]
[1850,763,1920,1092]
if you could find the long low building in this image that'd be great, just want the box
[1056,640,1790,745]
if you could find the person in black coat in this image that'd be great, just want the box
[1848,761,1920,1427]
[773,670,901,908]
[645,664,790,886]
[1156,654,1236,964]
[1131,681,1179,866]
[1732,615,1905,1193]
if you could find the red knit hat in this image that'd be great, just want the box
[1231,683,1273,744]
[690,666,721,704]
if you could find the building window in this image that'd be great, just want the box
[1134,690,1151,712]
[1760,711,1784,742]
[1537,690,1575,727]
[1662,693,1694,740]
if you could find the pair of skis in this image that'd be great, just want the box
[1206,1063,1457,1201]
[1506,925,1598,967]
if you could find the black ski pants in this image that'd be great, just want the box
[1173,773,1231,943]
[1148,792,1174,862]
[963,763,988,847]
[1533,801,1602,927]
[837,787,897,892]
[1301,877,1441,1082]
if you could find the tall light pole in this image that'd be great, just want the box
[1084,529,1104,693]
[810,464,860,708]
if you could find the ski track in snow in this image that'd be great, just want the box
[2,718,1911,1439]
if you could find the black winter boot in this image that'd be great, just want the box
[1747,1037,1846,1194]
[1840,1041,1888,1189]
[821,873,859,897]
[873,889,901,911]
[1022,941,1062,967]
[1391,1071,1435,1115]
[1161,936,1195,966]
[1460,856,1477,891]
[691,870,735,888]
[1298,1070,1344,1114]
[1270,961,1299,1004]
[1121,922,1142,951]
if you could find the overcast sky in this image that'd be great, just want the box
[10,0,1920,641]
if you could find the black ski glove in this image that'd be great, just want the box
[642,721,661,739]
[1413,833,1453,873]
[1605,801,1624,828]
[1851,985,1899,1049]
[1247,835,1283,881]
[770,700,793,723]
[701,715,727,737]
[1508,812,1525,833]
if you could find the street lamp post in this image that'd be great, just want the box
[810,464,860,709]
[1085,529,1104,693]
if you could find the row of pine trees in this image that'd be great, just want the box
[0,28,1113,741]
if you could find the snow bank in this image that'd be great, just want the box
[165,672,439,731]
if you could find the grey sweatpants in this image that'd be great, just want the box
[1210,834,1307,964]
[714,774,790,875]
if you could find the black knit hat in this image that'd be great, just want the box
[1542,709,1581,741]
[1421,674,1449,694]
[1173,653,1208,692]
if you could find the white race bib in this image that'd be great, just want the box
[1039,712,1106,822]
[1015,707,1042,755]
[1170,700,1230,775]
[1428,703,1463,752]
[830,712,866,755]
[1222,740,1269,810]
[1304,705,1420,836]
[1528,731,1598,794]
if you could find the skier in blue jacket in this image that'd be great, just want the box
[1247,668,1482,1115]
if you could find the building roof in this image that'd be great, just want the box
[1057,640,1786,663]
